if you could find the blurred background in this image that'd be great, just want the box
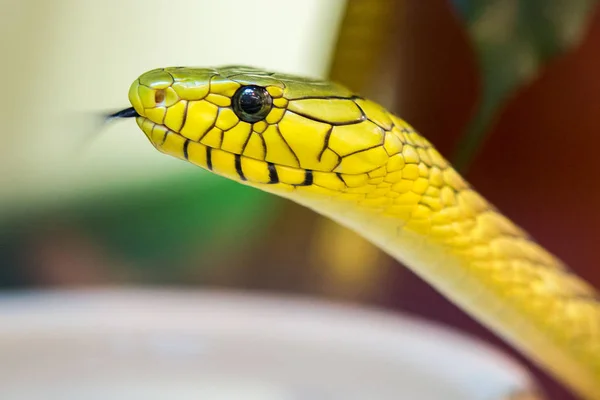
[1,0,599,399]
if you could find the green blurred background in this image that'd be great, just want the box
[1,1,599,399]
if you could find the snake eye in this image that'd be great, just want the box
[232,85,273,123]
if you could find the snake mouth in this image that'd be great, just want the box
[134,115,334,190]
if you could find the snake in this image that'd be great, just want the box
[110,66,600,400]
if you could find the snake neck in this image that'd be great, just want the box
[262,135,600,400]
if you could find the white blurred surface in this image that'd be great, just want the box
[0,289,535,399]
[0,0,346,209]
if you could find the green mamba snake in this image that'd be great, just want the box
[110,66,600,400]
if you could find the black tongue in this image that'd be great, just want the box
[105,107,139,121]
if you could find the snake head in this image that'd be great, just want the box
[128,66,417,196]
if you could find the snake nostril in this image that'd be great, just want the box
[155,89,166,104]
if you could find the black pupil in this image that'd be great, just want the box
[233,85,272,123]
[239,88,263,114]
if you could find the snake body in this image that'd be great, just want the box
[123,66,600,399]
